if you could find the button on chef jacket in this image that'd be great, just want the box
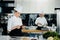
[7,16,23,31]
[35,17,47,26]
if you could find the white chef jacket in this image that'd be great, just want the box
[35,17,47,26]
[7,16,23,31]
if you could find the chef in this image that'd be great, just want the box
[7,5,26,36]
[35,12,48,30]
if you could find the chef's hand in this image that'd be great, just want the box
[37,23,43,26]
[37,23,42,25]
[16,25,20,29]
[22,26,26,29]
[11,26,17,30]
[11,25,20,30]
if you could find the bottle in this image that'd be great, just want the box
[52,24,56,31]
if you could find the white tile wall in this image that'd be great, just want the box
[15,0,56,13]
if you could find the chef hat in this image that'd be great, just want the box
[14,5,23,13]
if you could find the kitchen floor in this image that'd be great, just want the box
[0,36,47,40]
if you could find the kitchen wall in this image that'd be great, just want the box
[15,0,57,13]
[55,0,60,8]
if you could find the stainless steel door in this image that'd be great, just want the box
[56,9,60,34]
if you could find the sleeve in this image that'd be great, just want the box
[35,18,39,25]
[44,18,48,24]
[7,18,12,31]
[20,19,23,26]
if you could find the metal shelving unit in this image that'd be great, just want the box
[0,0,14,13]
[0,0,14,35]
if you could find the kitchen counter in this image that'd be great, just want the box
[22,29,48,33]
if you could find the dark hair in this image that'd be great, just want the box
[14,10,17,12]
